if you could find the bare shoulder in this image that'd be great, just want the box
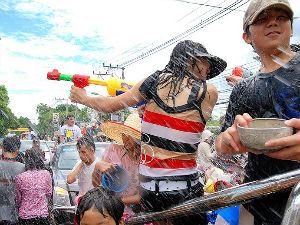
[206,83,218,94]
[206,83,218,103]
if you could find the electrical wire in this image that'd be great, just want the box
[116,0,249,68]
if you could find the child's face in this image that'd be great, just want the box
[80,208,116,225]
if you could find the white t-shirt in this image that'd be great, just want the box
[72,158,99,195]
[60,125,82,143]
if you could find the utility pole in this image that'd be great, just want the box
[102,63,125,79]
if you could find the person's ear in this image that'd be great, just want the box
[242,32,252,45]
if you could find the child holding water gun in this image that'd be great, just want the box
[70,40,227,225]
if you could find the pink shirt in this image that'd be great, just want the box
[15,169,52,219]
[102,143,139,215]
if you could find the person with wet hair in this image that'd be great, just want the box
[15,149,52,225]
[216,0,300,224]
[75,186,124,225]
[70,39,227,225]
[67,135,100,195]
[0,137,25,225]
[1,136,24,163]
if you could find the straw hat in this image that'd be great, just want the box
[100,112,141,144]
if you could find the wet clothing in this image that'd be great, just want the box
[221,52,300,224]
[0,158,25,224]
[0,153,24,164]
[138,72,208,224]
[18,217,50,225]
[15,169,52,219]
[140,182,207,225]
[71,158,99,195]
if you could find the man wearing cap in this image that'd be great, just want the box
[70,40,227,225]
[216,0,300,224]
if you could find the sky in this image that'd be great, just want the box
[0,0,299,123]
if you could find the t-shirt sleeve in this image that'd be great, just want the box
[139,71,160,100]
[76,126,82,138]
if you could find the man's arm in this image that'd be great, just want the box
[67,162,83,184]
[92,160,117,187]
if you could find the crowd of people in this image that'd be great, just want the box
[1,0,300,224]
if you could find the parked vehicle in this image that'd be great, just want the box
[20,140,53,164]
[51,142,109,225]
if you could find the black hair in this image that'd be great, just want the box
[24,148,46,171]
[3,136,21,153]
[76,186,124,224]
[155,40,209,105]
[66,115,75,120]
[291,43,300,52]
[77,135,96,152]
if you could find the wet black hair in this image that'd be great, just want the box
[3,136,21,153]
[77,135,96,151]
[76,186,124,224]
[155,40,202,104]
[24,148,46,171]
[291,43,300,52]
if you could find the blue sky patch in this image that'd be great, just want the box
[0,8,52,39]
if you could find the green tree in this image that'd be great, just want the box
[17,116,32,128]
[36,103,54,136]
[0,85,19,137]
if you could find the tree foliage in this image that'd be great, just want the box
[0,85,19,137]
[36,103,91,136]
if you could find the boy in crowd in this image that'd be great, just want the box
[216,0,300,224]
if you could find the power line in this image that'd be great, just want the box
[171,0,246,12]
[116,0,249,68]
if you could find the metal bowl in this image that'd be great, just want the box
[237,118,293,153]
